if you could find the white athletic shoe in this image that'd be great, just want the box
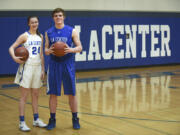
[33,118,47,128]
[19,121,31,132]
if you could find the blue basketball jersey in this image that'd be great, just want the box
[47,25,75,62]
[46,25,76,96]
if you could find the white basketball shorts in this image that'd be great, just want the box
[14,63,43,88]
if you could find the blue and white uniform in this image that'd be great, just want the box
[46,25,76,96]
[14,32,43,88]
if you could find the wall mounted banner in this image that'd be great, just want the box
[0,11,180,74]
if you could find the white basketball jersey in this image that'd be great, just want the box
[23,32,42,65]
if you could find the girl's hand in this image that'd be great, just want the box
[13,56,25,64]
[41,70,45,81]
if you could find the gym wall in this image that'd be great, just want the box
[0,0,180,75]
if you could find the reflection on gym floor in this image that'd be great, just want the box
[0,65,180,135]
[76,73,171,116]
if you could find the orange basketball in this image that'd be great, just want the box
[15,47,29,61]
[52,42,67,57]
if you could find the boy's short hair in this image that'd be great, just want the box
[52,8,65,17]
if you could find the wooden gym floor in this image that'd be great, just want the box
[0,65,180,135]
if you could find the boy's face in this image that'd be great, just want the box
[53,12,65,25]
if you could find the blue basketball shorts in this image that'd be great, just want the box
[47,60,76,96]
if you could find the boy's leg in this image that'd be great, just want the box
[69,95,80,129]
[46,94,57,130]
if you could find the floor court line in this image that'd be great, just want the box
[0,92,180,124]
[0,93,124,135]
[0,93,174,135]
[0,66,180,135]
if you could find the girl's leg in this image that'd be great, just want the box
[19,86,31,131]
[19,87,30,117]
[31,88,46,127]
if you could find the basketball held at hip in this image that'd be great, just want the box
[14,47,29,61]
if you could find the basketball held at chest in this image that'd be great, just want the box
[52,42,67,57]
[15,47,29,61]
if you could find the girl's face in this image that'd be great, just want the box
[53,12,64,25]
[28,17,39,31]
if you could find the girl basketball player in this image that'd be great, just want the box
[9,16,46,131]
[45,8,82,130]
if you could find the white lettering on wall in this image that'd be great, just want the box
[74,24,171,62]
[113,25,124,59]
[161,25,171,56]
[125,25,137,58]
[102,25,113,60]
[151,25,160,57]
[88,30,101,61]
[138,25,149,58]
